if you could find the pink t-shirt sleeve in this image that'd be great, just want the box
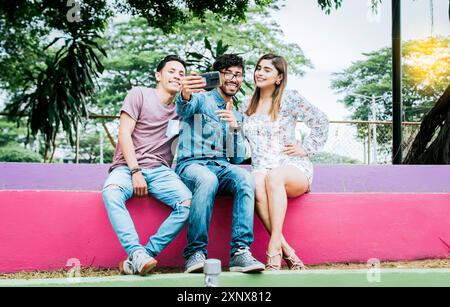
[121,87,143,121]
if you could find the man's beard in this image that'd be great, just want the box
[220,84,240,97]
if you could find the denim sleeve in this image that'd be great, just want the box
[176,93,205,119]
[228,111,247,165]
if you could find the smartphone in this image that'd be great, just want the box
[200,71,221,90]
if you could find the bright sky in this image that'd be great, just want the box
[272,0,450,120]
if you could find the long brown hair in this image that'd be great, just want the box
[246,54,288,121]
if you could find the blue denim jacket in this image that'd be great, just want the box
[175,88,246,174]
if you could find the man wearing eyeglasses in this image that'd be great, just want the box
[175,54,265,273]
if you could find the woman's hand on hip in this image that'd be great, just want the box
[283,144,307,157]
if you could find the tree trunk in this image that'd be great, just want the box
[102,123,117,148]
[404,83,450,164]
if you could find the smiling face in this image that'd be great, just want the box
[219,66,244,97]
[254,59,284,90]
[156,61,186,95]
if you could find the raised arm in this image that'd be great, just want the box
[176,73,207,119]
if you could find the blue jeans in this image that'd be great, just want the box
[178,160,256,259]
[102,165,192,258]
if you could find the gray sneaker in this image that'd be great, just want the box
[229,249,265,273]
[131,249,158,276]
[185,251,207,273]
[119,258,136,275]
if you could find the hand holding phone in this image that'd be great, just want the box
[181,72,207,101]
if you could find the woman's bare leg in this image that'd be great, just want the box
[253,171,298,257]
[264,166,310,265]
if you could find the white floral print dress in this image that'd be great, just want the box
[240,89,329,191]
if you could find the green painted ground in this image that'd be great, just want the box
[1,270,450,287]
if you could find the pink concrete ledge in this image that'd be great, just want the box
[1,190,449,273]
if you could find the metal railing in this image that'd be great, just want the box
[82,115,422,165]
[0,112,422,165]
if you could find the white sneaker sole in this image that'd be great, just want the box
[230,264,265,273]
[139,259,158,276]
[185,262,205,274]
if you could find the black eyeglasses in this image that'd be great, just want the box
[220,71,244,81]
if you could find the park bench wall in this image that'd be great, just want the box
[1,163,449,273]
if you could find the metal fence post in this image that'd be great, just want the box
[100,129,104,164]
[75,120,80,164]
[368,123,372,165]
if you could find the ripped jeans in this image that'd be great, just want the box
[102,165,192,258]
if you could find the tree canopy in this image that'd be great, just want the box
[2,0,445,163]
[95,8,312,115]
[331,36,450,155]
[0,0,278,160]
[332,37,450,122]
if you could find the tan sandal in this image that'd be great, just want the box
[265,251,282,271]
[283,249,307,271]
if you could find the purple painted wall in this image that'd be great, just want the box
[0,163,449,193]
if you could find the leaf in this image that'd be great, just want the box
[187,52,205,60]
[204,37,212,52]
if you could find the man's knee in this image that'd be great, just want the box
[178,201,191,221]
[193,172,220,194]
[102,184,130,207]
[232,168,256,192]
[102,184,121,199]
[181,199,192,206]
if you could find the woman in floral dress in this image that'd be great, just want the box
[240,54,329,270]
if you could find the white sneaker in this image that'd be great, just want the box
[119,258,136,275]
[131,250,158,276]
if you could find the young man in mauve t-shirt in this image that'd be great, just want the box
[102,55,192,276]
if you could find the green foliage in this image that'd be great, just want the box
[187,38,233,72]
[317,0,382,14]
[0,1,111,160]
[310,152,361,164]
[2,1,278,161]
[115,0,278,33]
[0,118,43,162]
[5,33,108,160]
[331,37,450,152]
[1,0,395,163]
[2,0,368,163]
[317,0,343,13]
[78,130,114,164]
[0,145,43,163]
[96,9,312,114]
[0,118,28,147]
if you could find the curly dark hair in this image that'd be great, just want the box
[213,54,245,72]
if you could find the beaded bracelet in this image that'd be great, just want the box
[130,167,142,175]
